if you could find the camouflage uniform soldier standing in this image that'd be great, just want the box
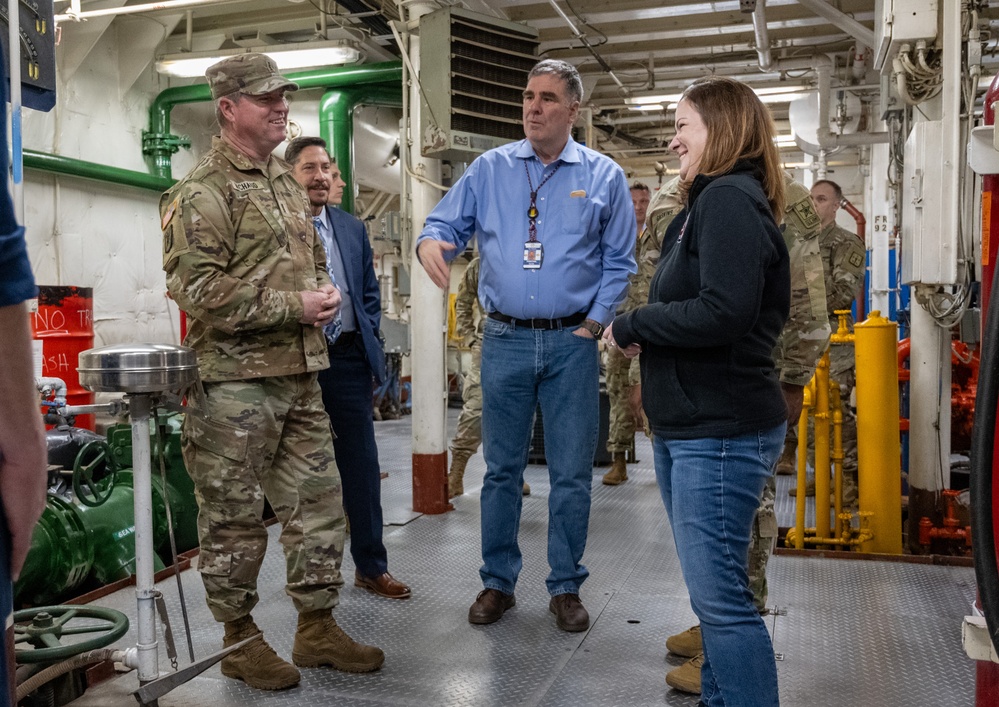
[160,53,383,692]
[602,182,651,486]
[792,180,866,501]
[663,176,830,695]
[448,257,530,499]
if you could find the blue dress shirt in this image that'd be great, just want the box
[417,137,636,326]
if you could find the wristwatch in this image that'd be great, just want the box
[580,318,604,339]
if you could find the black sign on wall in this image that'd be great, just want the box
[0,0,56,112]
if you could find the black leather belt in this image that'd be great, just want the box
[487,311,586,330]
[330,330,358,349]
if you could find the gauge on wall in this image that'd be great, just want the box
[0,0,56,111]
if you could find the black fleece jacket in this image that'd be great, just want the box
[612,161,790,440]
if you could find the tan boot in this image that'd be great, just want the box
[665,652,703,694]
[220,616,300,690]
[665,624,702,658]
[449,451,472,499]
[602,452,628,485]
[522,482,531,496]
[292,609,384,673]
[775,440,796,475]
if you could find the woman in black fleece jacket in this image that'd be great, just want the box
[605,78,789,707]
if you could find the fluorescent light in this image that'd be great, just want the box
[624,92,682,106]
[624,85,811,107]
[155,41,363,78]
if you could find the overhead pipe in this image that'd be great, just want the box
[814,61,889,148]
[796,0,876,51]
[318,85,402,215]
[57,0,248,23]
[145,61,403,178]
[752,1,772,71]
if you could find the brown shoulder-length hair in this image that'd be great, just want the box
[675,77,785,220]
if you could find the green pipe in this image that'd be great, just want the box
[24,149,175,193]
[319,85,402,215]
[147,61,403,178]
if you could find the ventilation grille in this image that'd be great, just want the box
[420,8,539,160]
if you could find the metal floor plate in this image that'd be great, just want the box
[69,413,976,706]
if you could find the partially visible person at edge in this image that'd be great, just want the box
[0,66,47,705]
[601,181,651,487]
[447,256,531,499]
[416,58,635,634]
[605,76,790,707]
[782,178,865,503]
[660,175,831,696]
[285,136,412,601]
[160,52,383,692]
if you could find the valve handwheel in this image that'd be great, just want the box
[71,439,118,507]
[13,605,129,663]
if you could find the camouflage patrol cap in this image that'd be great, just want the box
[206,52,299,99]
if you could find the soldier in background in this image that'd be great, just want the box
[448,257,530,499]
[623,181,684,427]
[783,179,866,505]
[602,182,651,486]
[161,53,383,692]
[661,176,830,696]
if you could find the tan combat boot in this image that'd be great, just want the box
[292,609,384,673]
[665,624,702,658]
[775,440,796,475]
[665,652,703,694]
[449,451,472,498]
[220,616,300,690]
[602,452,628,485]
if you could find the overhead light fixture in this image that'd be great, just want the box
[625,84,811,107]
[155,40,363,78]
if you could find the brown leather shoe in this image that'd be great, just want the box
[549,593,589,632]
[468,589,515,625]
[355,571,412,599]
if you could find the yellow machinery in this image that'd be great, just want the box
[785,310,901,553]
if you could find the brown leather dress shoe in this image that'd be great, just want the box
[468,589,515,625]
[354,571,412,599]
[549,593,589,632]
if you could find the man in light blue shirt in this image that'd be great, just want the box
[417,59,636,633]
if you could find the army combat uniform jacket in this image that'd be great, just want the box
[161,137,331,382]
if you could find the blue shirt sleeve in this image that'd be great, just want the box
[0,59,33,308]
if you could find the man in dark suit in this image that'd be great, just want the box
[286,137,410,600]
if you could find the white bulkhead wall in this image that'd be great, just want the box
[22,23,183,349]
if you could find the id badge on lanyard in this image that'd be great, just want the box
[523,241,543,269]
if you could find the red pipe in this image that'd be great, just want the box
[841,198,867,321]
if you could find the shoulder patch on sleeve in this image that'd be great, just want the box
[161,196,180,231]
[848,251,865,268]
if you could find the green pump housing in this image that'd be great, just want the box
[15,414,199,606]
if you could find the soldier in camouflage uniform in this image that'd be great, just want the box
[785,180,866,505]
[602,182,652,485]
[449,257,484,498]
[662,176,830,695]
[448,257,530,498]
[161,53,383,692]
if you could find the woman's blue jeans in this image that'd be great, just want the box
[654,424,785,707]
[479,318,599,596]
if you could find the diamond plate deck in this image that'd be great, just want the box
[67,412,977,706]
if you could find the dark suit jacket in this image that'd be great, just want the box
[325,205,387,384]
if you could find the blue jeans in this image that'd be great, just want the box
[479,318,599,596]
[654,424,785,707]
